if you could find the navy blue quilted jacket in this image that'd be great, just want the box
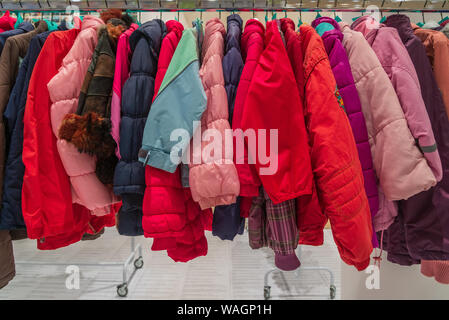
[212,14,245,241]
[113,20,166,236]
[0,27,64,231]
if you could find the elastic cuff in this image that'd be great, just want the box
[138,146,179,173]
[298,230,324,246]
[341,255,371,271]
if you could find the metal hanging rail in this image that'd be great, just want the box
[0,0,448,12]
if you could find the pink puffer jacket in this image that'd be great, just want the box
[188,18,240,209]
[340,22,436,231]
[48,16,119,216]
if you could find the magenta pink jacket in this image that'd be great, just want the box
[188,18,240,209]
[111,23,138,159]
[48,16,119,216]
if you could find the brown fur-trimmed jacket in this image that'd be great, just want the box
[59,25,122,186]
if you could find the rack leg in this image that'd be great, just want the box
[116,237,144,297]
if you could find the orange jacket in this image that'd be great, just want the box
[296,24,373,271]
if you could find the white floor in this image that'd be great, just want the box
[0,228,340,300]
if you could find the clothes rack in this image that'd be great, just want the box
[2,0,449,300]
[15,237,143,297]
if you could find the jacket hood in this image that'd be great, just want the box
[226,14,243,53]
[34,19,50,33]
[312,16,342,38]
[130,19,166,54]
[351,15,383,45]
[280,17,295,33]
[241,19,265,60]
[312,16,344,52]
[80,15,105,31]
[166,19,184,41]
[384,14,416,44]
[123,22,138,37]
[202,18,225,58]
[0,10,16,32]
[15,22,34,33]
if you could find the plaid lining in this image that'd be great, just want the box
[248,187,299,256]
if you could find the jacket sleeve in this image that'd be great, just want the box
[386,31,442,182]
[306,56,373,271]
[139,59,207,173]
[189,45,240,210]
[231,40,262,198]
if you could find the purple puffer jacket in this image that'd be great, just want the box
[382,14,449,265]
[312,17,379,247]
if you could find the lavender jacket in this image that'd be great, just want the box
[312,17,379,247]
[383,14,449,264]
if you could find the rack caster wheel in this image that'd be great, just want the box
[134,256,144,269]
[263,286,271,300]
[330,285,336,300]
[117,284,128,297]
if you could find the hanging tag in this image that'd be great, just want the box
[335,15,342,22]
[380,16,386,23]
[272,13,277,20]
[352,15,361,22]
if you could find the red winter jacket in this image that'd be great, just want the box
[296,24,373,270]
[143,20,185,248]
[281,19,327,246]
[232,19,264,217]
[22,28,116,250]
[143,21,212,262]
[241,20,313,205]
